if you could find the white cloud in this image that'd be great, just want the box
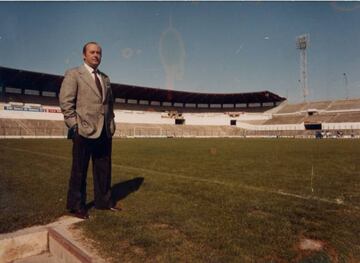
[121,48,134,59]
[235,44,243,54]
[121,48,142,59]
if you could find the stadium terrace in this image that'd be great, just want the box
[1,65,360,138]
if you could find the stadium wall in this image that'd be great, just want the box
[1,99,360,138]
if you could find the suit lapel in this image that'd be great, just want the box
[78,65,102,99]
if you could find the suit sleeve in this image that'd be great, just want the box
[59,70,78,128]
[109,82,115,118]
[104,76,115,116]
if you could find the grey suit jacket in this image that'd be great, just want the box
[59,65,116,139]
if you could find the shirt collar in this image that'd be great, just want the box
[84,63,99,74]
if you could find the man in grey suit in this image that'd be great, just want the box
[59,42,118,219]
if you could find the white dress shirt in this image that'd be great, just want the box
[84,63,104,89]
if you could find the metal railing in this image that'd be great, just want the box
[1,126,359,139]
[0,127,68,138]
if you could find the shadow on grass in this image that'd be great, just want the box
[86,177,144,210]
[111,177,144,203]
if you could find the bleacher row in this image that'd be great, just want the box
[114,123,360,138]
[2,118,359,138]
[276,99,360,114]
[261,112,360,125]
[0,119,245,138]
[1,96,360,138]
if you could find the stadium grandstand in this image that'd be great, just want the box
[1,65,360,138]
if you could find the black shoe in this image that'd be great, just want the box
[69,209,89,219]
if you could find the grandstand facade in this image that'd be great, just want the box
[1,66,360,138]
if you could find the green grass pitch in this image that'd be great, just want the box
[0,138,359,262]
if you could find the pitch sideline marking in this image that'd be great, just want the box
[1,145,359,210]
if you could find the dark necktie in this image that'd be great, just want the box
[93,70,103,98]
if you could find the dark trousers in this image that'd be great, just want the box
[66,127,112,211]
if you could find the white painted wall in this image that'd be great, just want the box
[0,109,63,121]
[237,113,272,121]
[323,122,360,130]
[1,106,359,131]
[115,110,174,124]
[116,111,235,126]
[183,113,230,126]
[236,122,304,131]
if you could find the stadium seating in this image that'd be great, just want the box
[114,123,245,138]
[327,99,360,111]
[304,113,337,123]
[277,99,360,114]
[276,103,308,114]
[1,91,360,138]
[263,115,306,125]
[331,112,360,122]
[0,118,66,137]
[1,93,59,106]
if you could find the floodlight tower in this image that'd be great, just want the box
[343,73,349,99]
[296,34,309,102]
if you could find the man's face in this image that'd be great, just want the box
[83,44,102,69]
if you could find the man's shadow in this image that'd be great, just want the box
[86,177,144,210]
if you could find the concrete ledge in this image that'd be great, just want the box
[13,252,57,263]
[49,228,92,263]
[0,216,86,263]
[0,226,48,263]
[48,221,106,263]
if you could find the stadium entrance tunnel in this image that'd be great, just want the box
[175,119,185,125]
[304,123,322,130]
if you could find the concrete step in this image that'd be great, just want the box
[13,252,57,263]
[0,216,105,263]
[48,228,93,263]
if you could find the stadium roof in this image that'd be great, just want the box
[0,66,285,104]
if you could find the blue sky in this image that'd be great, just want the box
[1,1,360,103]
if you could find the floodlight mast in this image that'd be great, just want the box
[296,34,309,102]
[343,73,349,100]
